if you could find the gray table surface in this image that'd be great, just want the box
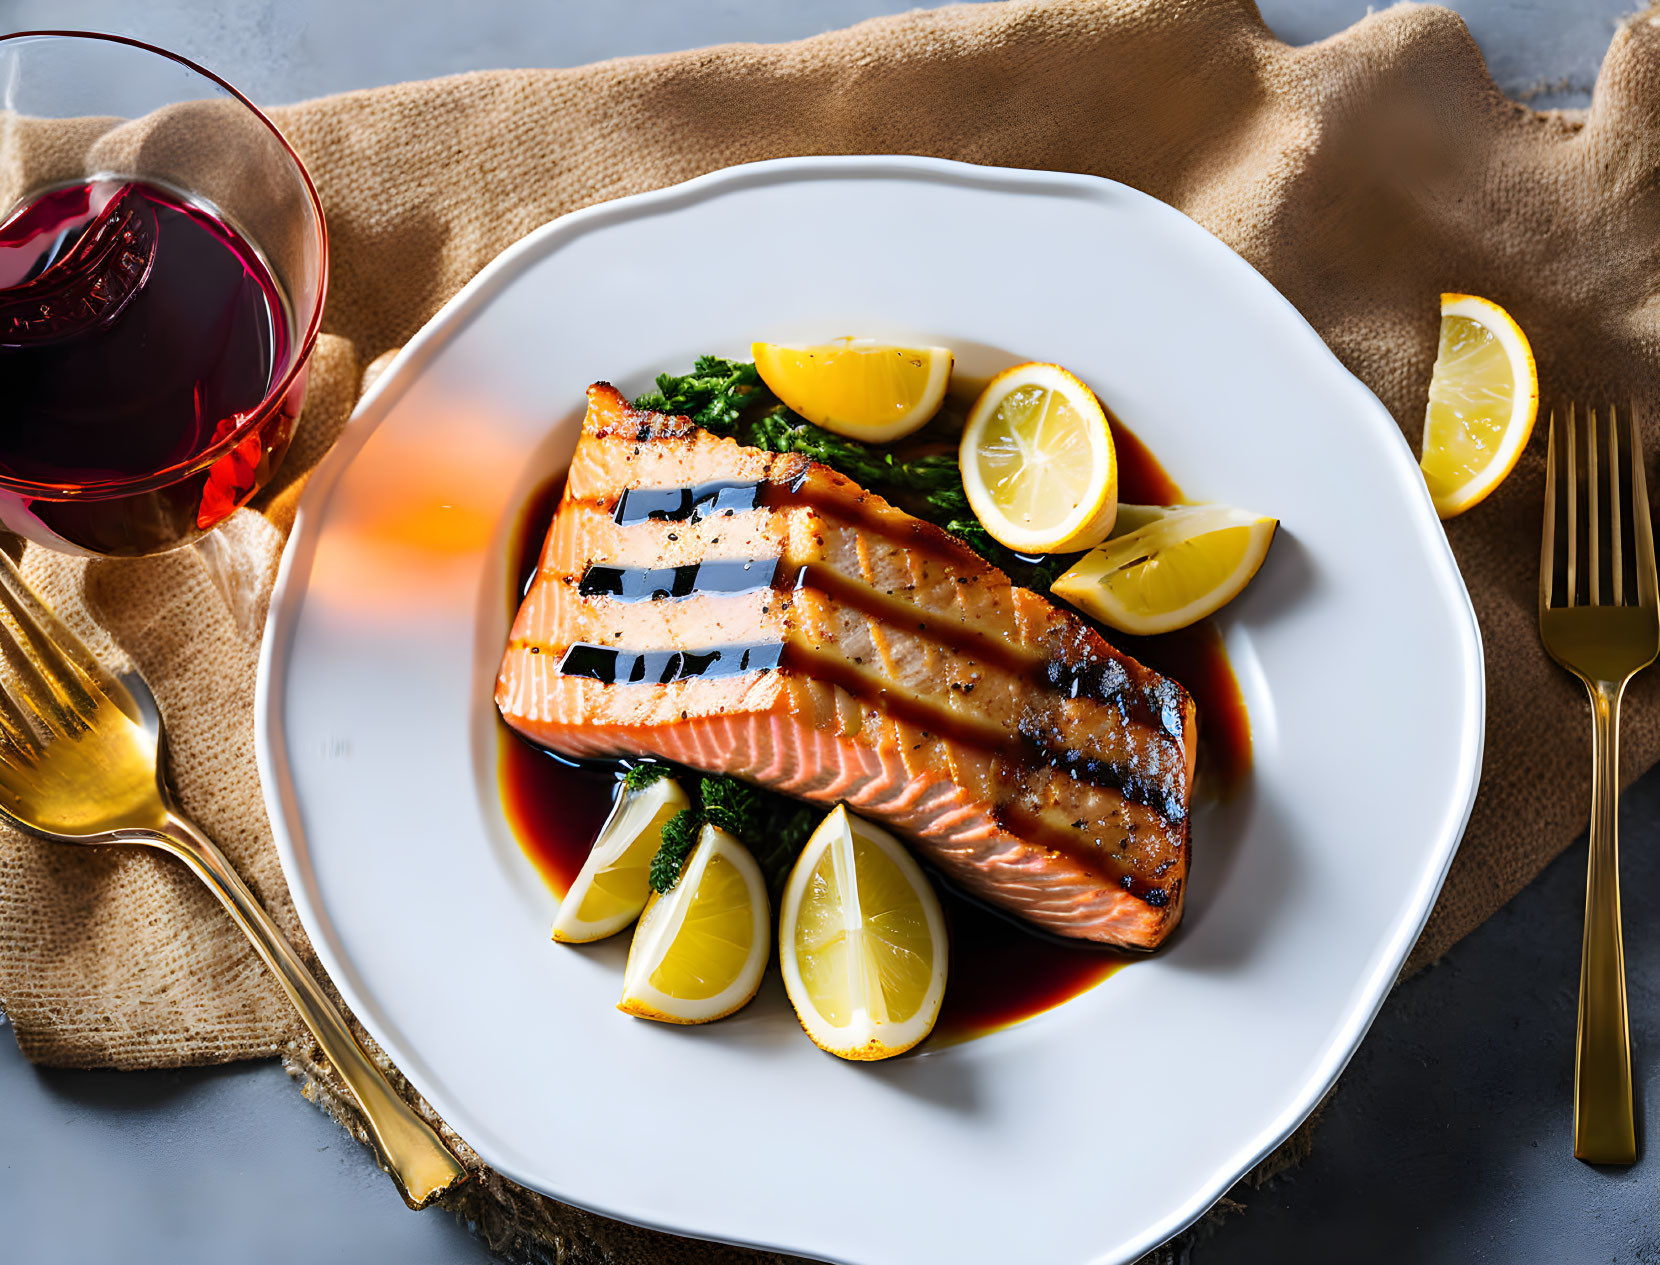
[0,1,1649,1262]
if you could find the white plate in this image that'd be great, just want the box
[257,156,1483,1265]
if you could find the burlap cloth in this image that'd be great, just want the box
[3,0,1660,1258]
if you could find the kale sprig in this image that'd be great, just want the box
[744,408,903,483]
[633,356,766,434]
[640,766,819,896]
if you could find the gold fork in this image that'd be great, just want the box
[0,549,465,1207]
[1540,402,1659,1164]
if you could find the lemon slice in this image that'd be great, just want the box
[1420,292,1538,519]
[618,823,769,1024]
[1052,503,1277,636]
[752,338,953,443]
[959,362,1118,553]
[778,805,948,1061]
[551,774,690,944]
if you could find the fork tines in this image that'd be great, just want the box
[0,551,140,761]
[1541,403,1658,612]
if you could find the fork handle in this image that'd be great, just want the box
[149,811,467,1207]
[1575,679,1637,1164]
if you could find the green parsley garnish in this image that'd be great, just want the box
[621,761,676,793]
[647,807,703,895]
[643,767,822,896]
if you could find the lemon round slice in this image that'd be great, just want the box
[1051,503,1277,636]
[959,362,1118,553]
[752,338,953,443]
[551,774,690,944]
[1420,292,1538,519]
[778,805,948,1061]
[618,824,769,1024]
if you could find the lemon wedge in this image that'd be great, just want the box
[752,338,952,443]
[1051,503,1277,636]
[778,805,948,1061]
[618,823,769,1025]
[1420,292,1538,519]
[551,774,690,944]
[959,362,1118,553]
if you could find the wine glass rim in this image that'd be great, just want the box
[0,29,330,502]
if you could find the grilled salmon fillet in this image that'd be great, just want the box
[497,383,1198,949]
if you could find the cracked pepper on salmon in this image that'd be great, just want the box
[496,384,1199,950]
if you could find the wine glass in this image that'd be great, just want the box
[0,30,328,629]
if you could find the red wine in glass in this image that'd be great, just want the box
[0,178,296,555]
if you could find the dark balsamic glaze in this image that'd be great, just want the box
[935,890,1133,1040]
[1109,409,1184,506]
[498,400,1253,1038]
[613,479,763,525]
[579,557,778,600]
[498,732,616,894]
[557,640,785,685]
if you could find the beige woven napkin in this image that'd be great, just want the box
[5,0,1660,1259]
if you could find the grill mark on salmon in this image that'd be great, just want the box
[497,383,1199,948]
